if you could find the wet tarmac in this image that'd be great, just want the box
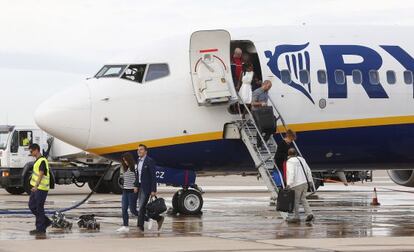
[0,173,414,251]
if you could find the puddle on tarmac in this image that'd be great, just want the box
[1,189,414,241]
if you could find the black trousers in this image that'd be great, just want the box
[28,190,51,232]
[257,130,273,148]
[137,190,162,228]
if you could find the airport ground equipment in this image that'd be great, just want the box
[0,125,122,195]
[77,214,100,230]
[51,212,73,230]
[231,95,288,219]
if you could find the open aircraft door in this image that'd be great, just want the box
[190,30,237,106]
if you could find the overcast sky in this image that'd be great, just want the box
[1,0,414,125]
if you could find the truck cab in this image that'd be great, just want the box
[0,126,49,169]
[0,125,122,195]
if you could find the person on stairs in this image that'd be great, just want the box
[237,62,254,118]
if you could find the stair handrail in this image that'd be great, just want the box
[234,93,285,189]
[268,96,316,192]
[268,96,303,158]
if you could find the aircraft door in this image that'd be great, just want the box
[190,30,237,105]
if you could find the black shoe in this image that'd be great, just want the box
[286,218,300,224]
[305,214,314,222]
[29,229,46,235]
[137,225,144,232]
[157,216,164,230]
[46,218,52,229]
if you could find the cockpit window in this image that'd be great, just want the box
[121,64,147,83]
[145,64,170,82]
[95,65,127,78]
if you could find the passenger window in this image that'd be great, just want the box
[369,70,380,85]
[334,70,345,85]
[280,70,291,84]
[404,70,413,85]
[145,64,170,82]
[121,64,147,83]
[95,65,127,78]
[386,71,396,84]
[352,70,362,84]
[19,131,32,147]
[299,70,310,84]
[317,70,327,84]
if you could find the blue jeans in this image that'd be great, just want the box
[122,189,139,226]
[137,189,161,228]
[28,189,51,232]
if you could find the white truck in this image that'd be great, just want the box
[0,125,122,195]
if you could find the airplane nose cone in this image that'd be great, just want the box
[35,83,91,149]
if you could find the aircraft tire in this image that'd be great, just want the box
[23,172,32,195]
[109,169,122,195]
[5,186,25,195]
[88,179,111,193]
[310,173,323,192]
[177,189,203,215]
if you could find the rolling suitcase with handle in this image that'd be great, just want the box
[276,188,295,213]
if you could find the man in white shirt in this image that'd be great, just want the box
[133,144,164,231]
[286,148,314,222]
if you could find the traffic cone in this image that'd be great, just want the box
[370,187,380,206]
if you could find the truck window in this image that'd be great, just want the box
[19,131,32,147]
[0,132,9,150]
[10,131,18,153]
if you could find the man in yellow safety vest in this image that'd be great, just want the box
[28,143,52,235]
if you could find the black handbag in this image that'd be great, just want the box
[146,196,167,217]
[296,157,315,192]
[276,188,295,213]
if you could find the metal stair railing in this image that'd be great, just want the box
[234,94,286,193]
[268,96,316,192]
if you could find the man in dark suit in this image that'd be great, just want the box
[134,144,164,231]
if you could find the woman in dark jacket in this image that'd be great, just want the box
[274,129,297,181]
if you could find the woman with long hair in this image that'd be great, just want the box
[274,129,297,182]
[116,152,139,233]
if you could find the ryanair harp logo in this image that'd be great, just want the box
[265,43,315,104]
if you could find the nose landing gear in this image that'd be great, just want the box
[172,186,204,215]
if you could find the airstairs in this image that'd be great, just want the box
[233,95,307,220]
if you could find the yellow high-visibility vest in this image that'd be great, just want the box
[22,138,30,146]
[30,157,50,191]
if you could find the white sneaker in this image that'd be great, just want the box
[147,220,154,230]
[116,226,129,233]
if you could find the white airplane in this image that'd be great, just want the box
[34,26,414,214]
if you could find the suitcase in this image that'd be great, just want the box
[252,107,275,132]
[146,196,167,217]
[276,188,295,213]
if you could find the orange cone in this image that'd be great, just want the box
[370,187,380,206]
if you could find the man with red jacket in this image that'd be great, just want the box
[231,47,244,86]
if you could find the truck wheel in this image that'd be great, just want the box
[109,169,122,195]
[5,187,25,195]
[23,172,32,195]
[309,173,323,192]
[178,189,203,215]
[88,179,110,193]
